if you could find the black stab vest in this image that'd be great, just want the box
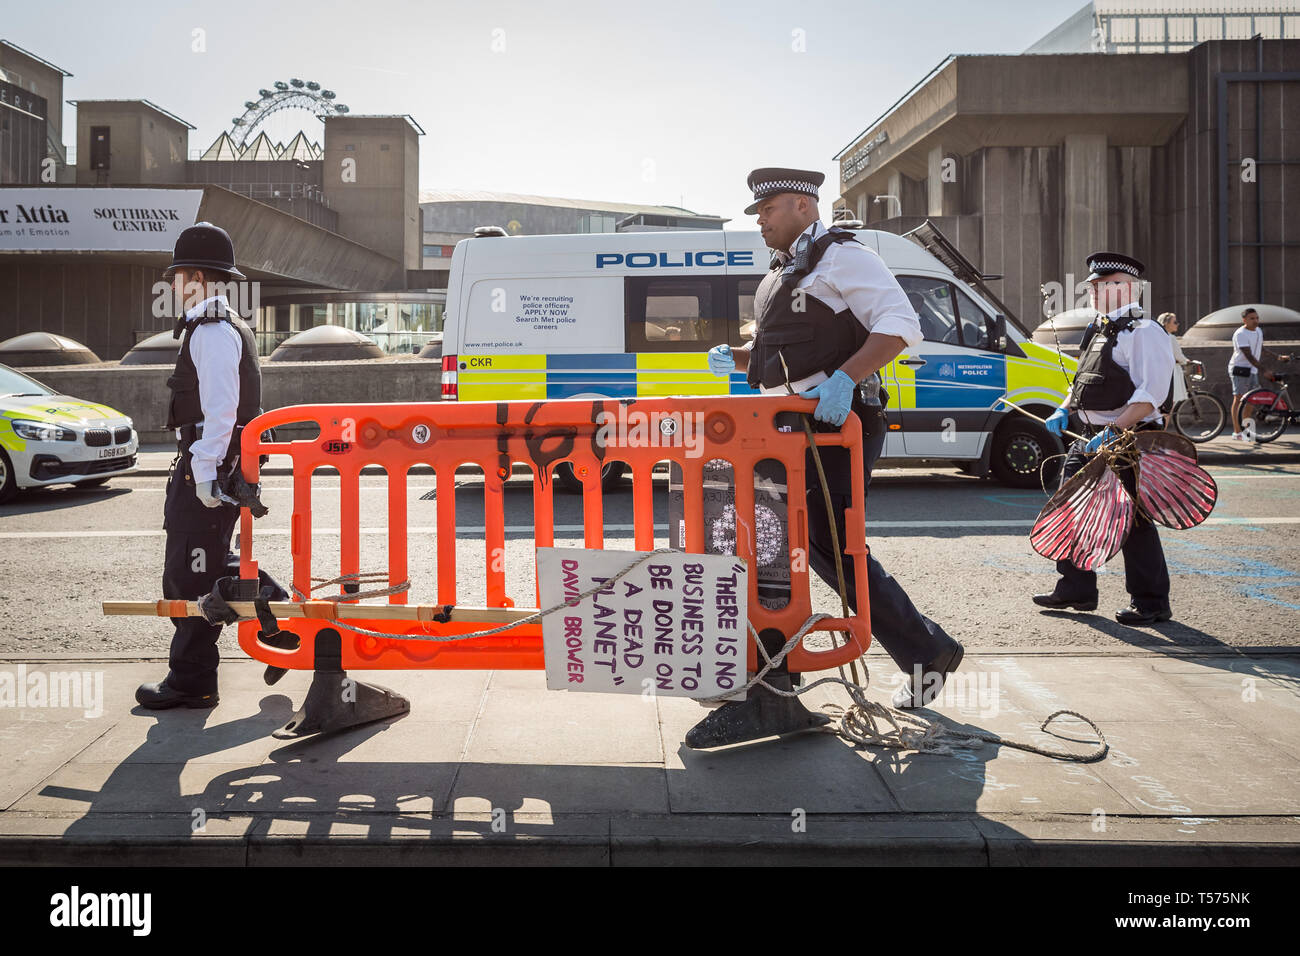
[746,227,870,390]
[166,304,262,465]
[1069,312,1138,412]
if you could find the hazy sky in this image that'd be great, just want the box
[9,0,1088,226]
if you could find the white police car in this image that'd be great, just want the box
[0,363,138,503]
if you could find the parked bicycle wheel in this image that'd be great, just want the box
[1171,391,1227,443]
[1239,387,1289,444]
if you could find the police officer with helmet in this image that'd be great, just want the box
[136,222,265,708]
[708,167,964,709]
[1034,251,1175,625]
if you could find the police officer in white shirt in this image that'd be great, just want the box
[1035,251,1175,625]
[708,167,964,709]
[137,223,264,709]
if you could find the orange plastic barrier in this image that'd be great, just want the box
[235,397,871,676]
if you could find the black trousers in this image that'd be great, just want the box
[803,402,959,674]
[162,448,239,694]
[1052,426,1171,613]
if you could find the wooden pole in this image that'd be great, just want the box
[996,396,1088,443]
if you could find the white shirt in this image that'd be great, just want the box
[180,295,243,484]
[1230,325,1263,371]
[1168,333,1188,366]
[756,220,923,394]
[1073,303,1174,426]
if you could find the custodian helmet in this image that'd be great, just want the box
[163,221,246,280]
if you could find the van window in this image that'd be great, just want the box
[954,286,995,350]
[897,276,960,344]
[625,277,727,352]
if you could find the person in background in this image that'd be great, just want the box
[1229,308,1292,442]
[1160,312,1189,430]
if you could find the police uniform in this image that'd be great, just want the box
[738,167,964,708]
[137,223,263,708]
[1033,251,1175,625]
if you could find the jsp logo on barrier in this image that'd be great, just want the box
[0,665,103,718]
[594,405,705,458]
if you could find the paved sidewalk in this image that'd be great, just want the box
[1,647,1297,865]
[128,431,1300,477]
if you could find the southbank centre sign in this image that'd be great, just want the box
[0,188,203,252]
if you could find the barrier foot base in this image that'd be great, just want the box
[684,671,830,749]
[271,629,410,740]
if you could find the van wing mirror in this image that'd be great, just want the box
[993,314,1008,352]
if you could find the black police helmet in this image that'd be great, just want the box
[163,221,246,280]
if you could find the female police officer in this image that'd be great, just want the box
[708,167,964,709]
[136,222,262,708]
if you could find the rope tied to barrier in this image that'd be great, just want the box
[279,551,677,644]
[294,571,411,603]
[694,614,1108,763]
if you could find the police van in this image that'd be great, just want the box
[439,220,1077,488]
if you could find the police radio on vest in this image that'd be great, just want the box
[595,251,754,269]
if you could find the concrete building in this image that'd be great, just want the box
[72,100,191,185]
[0,39,72,184]
[835,34,1300,330]
[419,188,725,269]
[324,115,423,271]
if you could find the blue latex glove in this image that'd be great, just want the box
[1044,406,1069,436]
[1084,426,1116,453]
[799,370,856,426]
[707,344,734,377]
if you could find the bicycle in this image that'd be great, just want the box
[1240,370,1298,444]
[1170,360,1228,443]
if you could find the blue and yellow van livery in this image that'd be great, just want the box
[441,225,1076,487]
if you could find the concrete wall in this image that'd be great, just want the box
[0,260,166,360]
[881,146,1064,328]
[21,357,444,445]
[197,186,404,291]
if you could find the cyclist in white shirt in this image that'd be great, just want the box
[1229,308,1291,441]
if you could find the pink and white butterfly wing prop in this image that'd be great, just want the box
[1133,431,1218,529]
[1031,455,1135,572]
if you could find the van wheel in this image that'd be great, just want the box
[0,448,18,504]
[555,460,625,494]
[990,419,1060,489]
